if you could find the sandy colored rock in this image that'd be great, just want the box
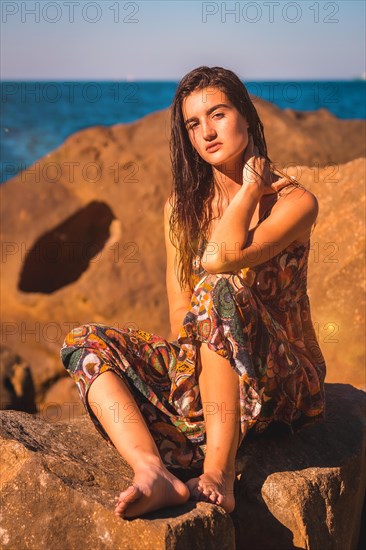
[0,410,234,550]
[37,376,85,423]
[1,383,364,549]
[293,158,365,387]
[284,157,366,387]
[252,99,365,167]
[232,383,366,550]
[0,103,365,405]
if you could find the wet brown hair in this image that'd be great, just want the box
[168,66,305,290]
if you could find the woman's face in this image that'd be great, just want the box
[182,87,250,170]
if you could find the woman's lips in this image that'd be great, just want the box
[206,142,222,153]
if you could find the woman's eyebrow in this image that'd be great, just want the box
[184,103,231,126]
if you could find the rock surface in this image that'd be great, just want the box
[0,411,233,550]
[1,383,365,550]
[233,383,366,550]
[290,157,365,388]
[37,375,85,422]
[0,102,365,408]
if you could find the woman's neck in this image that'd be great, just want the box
[212,164,244,192]
[212,169,282,204]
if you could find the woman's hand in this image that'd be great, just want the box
[243,135,295,196]
[242,134,272,196]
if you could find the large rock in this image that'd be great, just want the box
[37,375,85,422]
[0,104,365,405]
[0,383,365,549]
[251,100,365,167]
[233,383,366,549]
[286,158,366,388]
[0,412,234,550]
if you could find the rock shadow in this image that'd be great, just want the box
[18,201,115,294]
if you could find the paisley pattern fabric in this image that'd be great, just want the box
[61,324,206,469]
[60,184,326,471]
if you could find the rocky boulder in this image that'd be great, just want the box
[0,412,233,550]
[286,157,366,389]
[1,383,364,549]
[232,383,366,550]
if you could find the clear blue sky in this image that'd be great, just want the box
[1,0,365,80]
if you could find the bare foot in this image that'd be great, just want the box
[185,470,236,513]
[114,463,190,519]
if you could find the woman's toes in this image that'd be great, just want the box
[207,489,220,503]
[114,484,140,515]
[186,474,232,509]
[202,483,217,496]
[204,489,214,501]
[118,484,140,504]
[208,491,219,504]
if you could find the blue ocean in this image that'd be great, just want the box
[1,80,365,184]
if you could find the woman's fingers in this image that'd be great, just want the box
[243,134,273,194]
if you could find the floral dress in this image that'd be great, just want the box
[60,185,326,471]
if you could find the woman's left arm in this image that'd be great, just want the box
[201,185,318,273]
[201,137,318,273]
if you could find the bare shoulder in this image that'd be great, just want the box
[273,182,317,209]
[164,196,177,248]
[164,196,172,215]
[164,195,176,222]
[275,183,319,243]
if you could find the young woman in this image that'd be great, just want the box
[60,66,326,520]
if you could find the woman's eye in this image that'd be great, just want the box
[189,122,198,130]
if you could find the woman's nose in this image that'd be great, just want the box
[202,121,217,140]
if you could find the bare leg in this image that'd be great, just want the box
[186,343,242,513]
[87,370,189,518]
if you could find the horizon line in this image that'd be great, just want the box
[1,77,365,83]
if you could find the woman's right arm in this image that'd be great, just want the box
[164,198,193,341]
